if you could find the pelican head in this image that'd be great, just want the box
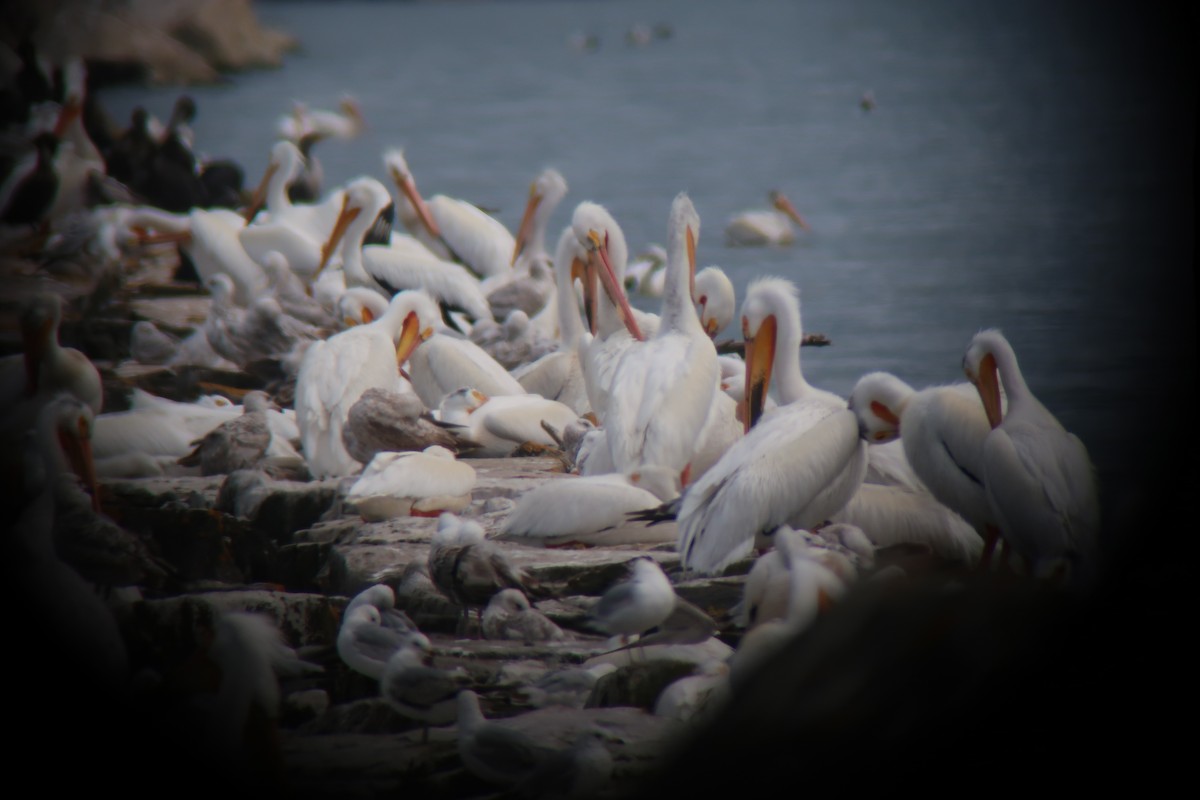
[384,290,441,367]
[768,189,809,231]
[316,177,392,278]
[571,202,643,341]
[339,95,366,132]
[963,328,1012,429]
[847,371,912,443]
[39,393,99,510]
[382,148,440,239]
[694,266,734,339]
[336,287,389,328]
[512,167,568,265]
[739,277,801,432]
[19,292,63,394]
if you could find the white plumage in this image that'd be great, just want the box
[345,445,476,520]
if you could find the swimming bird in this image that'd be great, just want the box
[341,387,478,464]
[588,556,676,647]
[604,192,718,482]
[294,290,441,478]
[674,277,867,574]
[345,445,476,520]
[724,189,810,246]
[481,589,566,643]
[962,329,1100,578]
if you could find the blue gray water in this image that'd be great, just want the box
[98,0,1193,518]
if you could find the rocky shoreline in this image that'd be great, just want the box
[5,0,297,86]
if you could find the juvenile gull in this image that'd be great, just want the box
[336,604,416,680]
[344,583,417,633]
[428,513,532,634]
[456,689,556,787]
[481,589,566,643]
[177,390,276,475]
[341,386,478,464]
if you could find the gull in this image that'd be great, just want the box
[380,633,468,741]
[515,728,614,800]
[341,387,479,464]
[336,604,418,680]
[588,556,676,648]
[456,689,557,787]
[345,583,417,633]
[518,663,618,709]
[176,390,276,475]
[428,513,532,635]
[481,589,566,643]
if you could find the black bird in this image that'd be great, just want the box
[1,132,60,226]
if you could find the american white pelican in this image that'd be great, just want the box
[176,390,276,475]
[384,148,515,281]
[830,482,983,564]
[238,142,333,277]
[319,177,494,324]
[437,389,575,457]
[341,386,479,464]
[277,95,365,142]
[741,527,847,637]
[405,327,527,410]
[294,290,441,478]
[694,265,736,339]
[345,445,476,521]
[481,589,566,642]
[588,555,676,646]
[963,329,1100,578]
[849,372,1000,543]
[497,466,680,547]
[511,225,593,414]
[571,201,655,419]
[724,189,810,246]
[0,131,60,226]
[335,286,389,328]
[624,244,667,298]
[604,192,719,481]
[1,292,102,416]
[675,277,867,575]
[427,513,531,633]
[490,166,569,320]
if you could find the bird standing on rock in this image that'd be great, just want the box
[588,556,676,648]
[428,513,533,635]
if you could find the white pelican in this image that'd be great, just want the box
[571,201,655,419]
[1,292,102,416]
[849,371,1001,547]
[694,265,736,339]
[277,95,365,141]
[497,466,680,547]
[319,177,494,324]
[438,388,575,457]
[384,148,515,280]
[294,290,441,478]
[405,323,527,409]
[345,445,476,520]
[335,286,389,328]
[675,277,867,575]
[490,167,569,321]
[605,192,718,482]
[238,141,333,277]
[624,244,667,298]
[741,527,846,632]
[724,189,810,246]
[963,329,1100,578]
[512,225,593,414]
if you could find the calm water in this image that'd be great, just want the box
[98,0,1194,519]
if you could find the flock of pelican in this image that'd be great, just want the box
[3,66,1105,788]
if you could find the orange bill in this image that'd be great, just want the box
[742,314,777,432]
[511,184,542,265]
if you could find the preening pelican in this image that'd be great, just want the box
[571,202,655,419]
[405,324,527,410]
[490,167,569,321]
[438,388,576,457]
[278,95,365,142]
[724,190,810,246]
[963,329,1099,578]
[605,192,718,481]
[694,265,735,339]
[675,277,867,575]
[294,290,442,478]
[849,372,1000,539]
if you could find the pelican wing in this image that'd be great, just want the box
[499,474,661,540]
[677,403,865,575]
[362,245,493,322]
[429,195,515,280]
